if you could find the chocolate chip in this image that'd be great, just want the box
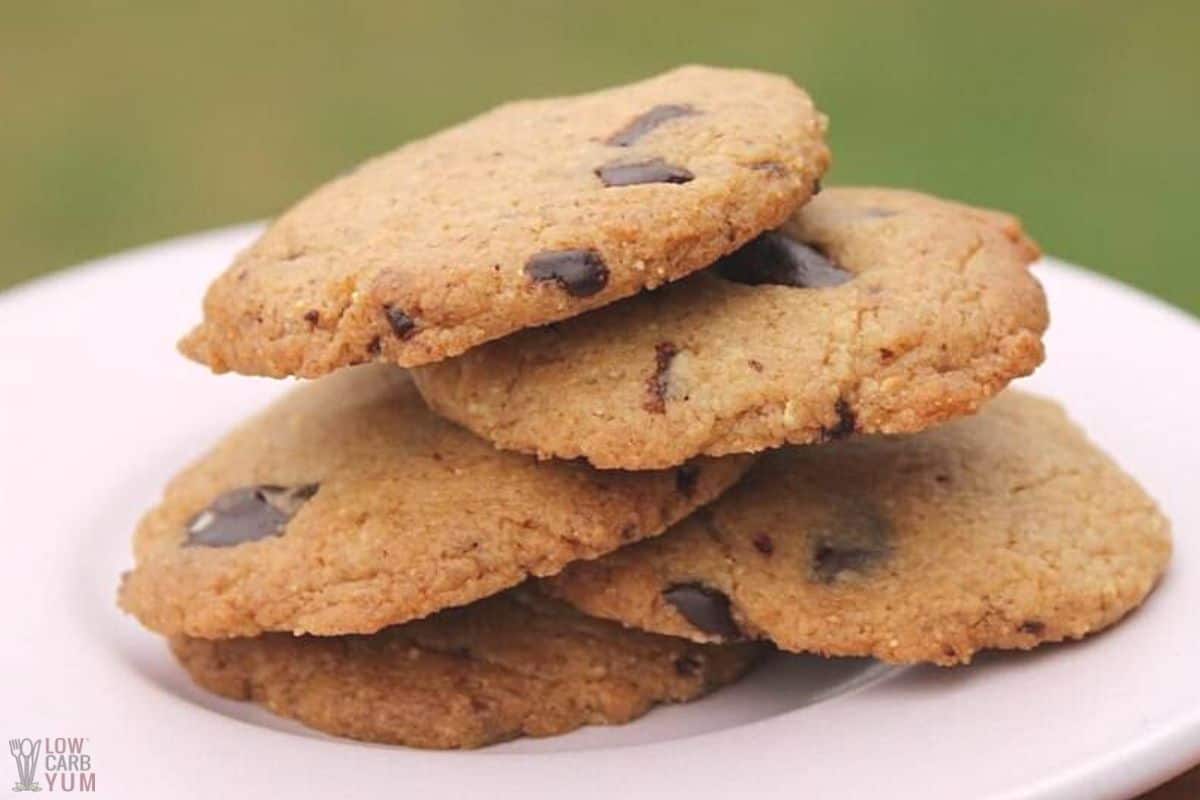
[384,305,416,339]
[1019,620,1046,635]
[675,463,699,498]
[748,359,764,372]
[185,484,319,548]
[303,309,320,326]
[595,158,694,187]
[644,341,678,414]
[879,348,895,362]
[812,542,869,581]
[821,398,857,441]
[662,583,742,639]
[673,653,702,677]
[605,104,697,147]
[525,250,609,297]
[810,505,891,583]
[715,231,854,289]
[752,534,774,556]
[366,336,381,356]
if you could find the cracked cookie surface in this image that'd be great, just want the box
[180,65,828,377]
[118,366,753,638]
[412,187,1049,469]
[542,392,1172,665]
[170,589,764,748]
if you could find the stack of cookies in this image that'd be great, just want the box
[118,66,1171,749]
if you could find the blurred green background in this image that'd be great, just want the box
[2,1,1197,312]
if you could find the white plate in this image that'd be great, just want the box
[2,226,1198,800]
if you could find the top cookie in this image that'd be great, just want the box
[117,366,752,638]
[413,187,1048,469]
[180,66,829,377]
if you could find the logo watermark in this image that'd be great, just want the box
[8,738,94,793]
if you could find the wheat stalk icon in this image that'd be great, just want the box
[8,738,41,792]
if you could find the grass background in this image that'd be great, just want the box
[2,1,1197,313]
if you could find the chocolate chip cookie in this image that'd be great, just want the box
[118,366,753,638]
[171,589,763,748]
[412,187,1048,469]
[542,391,1171,665]
[180,65,829,377]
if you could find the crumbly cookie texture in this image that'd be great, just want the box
[543,391,1172,665]
[170,589,763,749]
[180,65,829,377]
[118,366,753,638]
[413,187,1048,469]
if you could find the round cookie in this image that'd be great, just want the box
[412,187,1049,469]
[180,65,829,377]
[542,391,1172,665]
[170,589,763,749]
[118,366,753,638]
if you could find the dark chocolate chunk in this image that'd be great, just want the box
[812,542,873,582]
[752,534,775,556]
[810,505,891,583]
[303,309,320,325]
[185,484,319,548]
[366,336,382,356]
[749,161,788,178]
[525,250,609,297]
[663,583,742,639]
[673,653,702,677]
[595,158,694,187]
[715,231,853,289]
[605,104,697,147]
[644,341,678,414]
[384,305,417,339]
[821,398,857,441]
[675,463,699,498]
[863,207,898,219]
[1019,620,1046,635]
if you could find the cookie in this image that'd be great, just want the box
[542,391,1171,665]
[118,366,753,638]
[179,66,829,377]
[170,589,763,749]
[412,187,1048,469]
